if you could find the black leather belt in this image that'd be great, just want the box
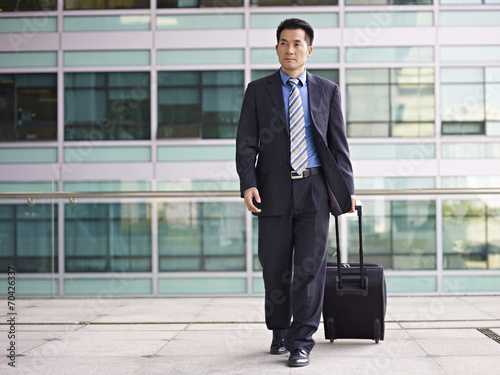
[291,167,322,180]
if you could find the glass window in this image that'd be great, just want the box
[251,13,338,28]
[0,0,57,11]
[64,16,150,32]
[64,72,151,141]
[64,0,149,10]
[157,70,244,139]
[442,176,500,189]
[441,46,500,63]
[347,0,431,4]
[65,203,151,272]
[346,46,434,63]
[441,0,500,4]
[441,142,500,158]
[0,204,58,273]
[0,52,57,68]
[251,0,336,5]
[0,74,57,141]
[64,51,150,67]
[441,11,500,27]
[441,67,500,136]
[345,12,433,27]
[346,201,437,270]
[158,202,246,272]
[157,14,244,30]
[350,143,435,159]
[158,49,244,65]
[158,0,242,7]
[0,17,57,33]
[346,68,435,137]
[443,200,500,270]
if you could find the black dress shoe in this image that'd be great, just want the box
[270,337,288,355]
[288,349,309,367]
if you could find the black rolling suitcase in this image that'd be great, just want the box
[323,205,387,343]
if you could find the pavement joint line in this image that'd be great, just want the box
[3,318,500,325]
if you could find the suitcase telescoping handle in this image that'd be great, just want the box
[335,205,365,291]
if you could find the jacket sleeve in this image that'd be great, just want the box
[235,82,259,198]
[327,84,355,195]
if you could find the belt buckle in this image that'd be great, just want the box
[291,171,303,179]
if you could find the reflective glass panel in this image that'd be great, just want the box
[64,16,150,32]
[443,200,500,270]
[441,11,500,27]
[0,0,57,11]
[347,0,431,4]
[65,203,151,272]
[157,70,244,139]
[251,0,337,5]
[346,201,437,270]
[345,12,433,27]
[0,204,58,273]
[347,68,435,137]
[440,67,496,135]
[0,73,57,141]
[158,0,242,6]
[158,202,246,272]
[65,72,151,141]
[64,0,149,9]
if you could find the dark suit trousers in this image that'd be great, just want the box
[258,172,330,353]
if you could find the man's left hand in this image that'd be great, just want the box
[349,195,356,213]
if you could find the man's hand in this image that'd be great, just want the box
[244,187,261,213]
[349,195,357,213]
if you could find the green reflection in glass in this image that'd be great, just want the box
[441,11,500,26]
[158,202,246,272]
[65,203,152,272]
[347,68,435,137]
[441,46,500,63]
[0,204,58,273]
[442,200,500,270]
[158,49,244,65]
[158,278,247,294]
[346,47,434,63]
[346,200,437,270]
[251,13,338,28]
[64,15,150,32]
[345,12,433,27]
[157,14,243,30]
[157,70,244,139]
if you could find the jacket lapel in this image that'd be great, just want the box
[307,72,325,140]
[267,71,288,134]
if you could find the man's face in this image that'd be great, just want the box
[275,28,313,78]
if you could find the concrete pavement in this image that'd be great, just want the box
[1,296,500,374]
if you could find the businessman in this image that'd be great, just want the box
[236,18,355,367]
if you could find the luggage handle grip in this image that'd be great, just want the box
[336,205,365,290]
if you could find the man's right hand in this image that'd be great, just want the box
[244,187,261,213]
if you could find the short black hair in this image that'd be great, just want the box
[276,18,314,47]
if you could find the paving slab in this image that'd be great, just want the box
[1,296,500,375]
[435,356,500,375]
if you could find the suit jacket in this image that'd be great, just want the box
[236,70,354,217]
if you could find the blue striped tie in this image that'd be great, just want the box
[288,78,308,174]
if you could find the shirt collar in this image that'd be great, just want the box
[280,69,307,87]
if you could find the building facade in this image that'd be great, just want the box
[0,0,499,297]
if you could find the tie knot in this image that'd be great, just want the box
[288,78,299,87]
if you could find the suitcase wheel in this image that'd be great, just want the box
[326,317,336,343]
[373,319,381,344]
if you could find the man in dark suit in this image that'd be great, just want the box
[236,18,356,367]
